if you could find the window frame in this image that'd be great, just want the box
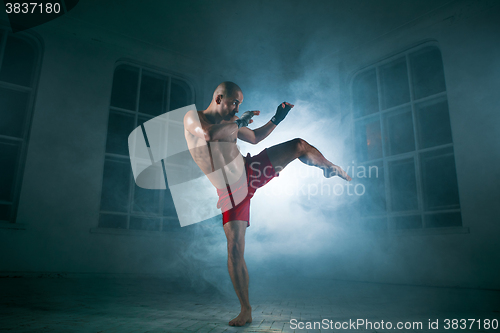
[97,60,195,233]
[349,41,463,231]
[0,27,43,228]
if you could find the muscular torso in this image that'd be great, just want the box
[184,111,245,189]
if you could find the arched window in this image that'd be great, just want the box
[98,62,194,232]
[0,29,40,226]
[352,43,461,231]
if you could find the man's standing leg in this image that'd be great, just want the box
[223,220,252,326]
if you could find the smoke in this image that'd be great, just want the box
[243,98,353,248]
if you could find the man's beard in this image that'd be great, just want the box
[225,109,236,120]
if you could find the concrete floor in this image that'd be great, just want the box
[0,277,499,332]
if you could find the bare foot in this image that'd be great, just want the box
[229,308,252,326]
[324,164,352,181]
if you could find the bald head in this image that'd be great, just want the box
[213,81,242,101]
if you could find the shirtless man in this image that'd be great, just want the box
[184,82,351,327]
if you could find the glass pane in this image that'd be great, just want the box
[425,212,462,228]
[393,215,422,229]
[98,213,127,229]
[410,46,446,100]
[169,78,191,111]
[100,157,130,213]
[105,111,135,155]
[358,162,386,214]
[420,147,460,210]
[389,158,418,211]
[132,185,160,215]
[355,117,382,162]
[359,217,387,231]
[0,36,35,87]
[0,141,20,201]
[163,190,177,217]
[380,57,410,109]
[129,216,160,231]
[352,69,378,118]
[139,71,167,116]
[137,114,153,147]
[162,218,179,231]
[0,87,30,138]
[110,65,139,110]
[383,106,415,156]
[0,203,12,221]
[416,98,453,149]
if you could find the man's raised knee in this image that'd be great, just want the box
[292,138,307,154]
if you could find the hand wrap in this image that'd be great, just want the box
[271,102,292,125]
[235,111,254,128]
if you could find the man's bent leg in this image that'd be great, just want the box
[223,220,252,326]
[266,138,351,180]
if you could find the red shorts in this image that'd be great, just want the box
[216,149,278,227]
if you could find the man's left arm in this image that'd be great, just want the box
[238,102,294,145]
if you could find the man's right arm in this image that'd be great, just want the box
[184,110,238,142]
